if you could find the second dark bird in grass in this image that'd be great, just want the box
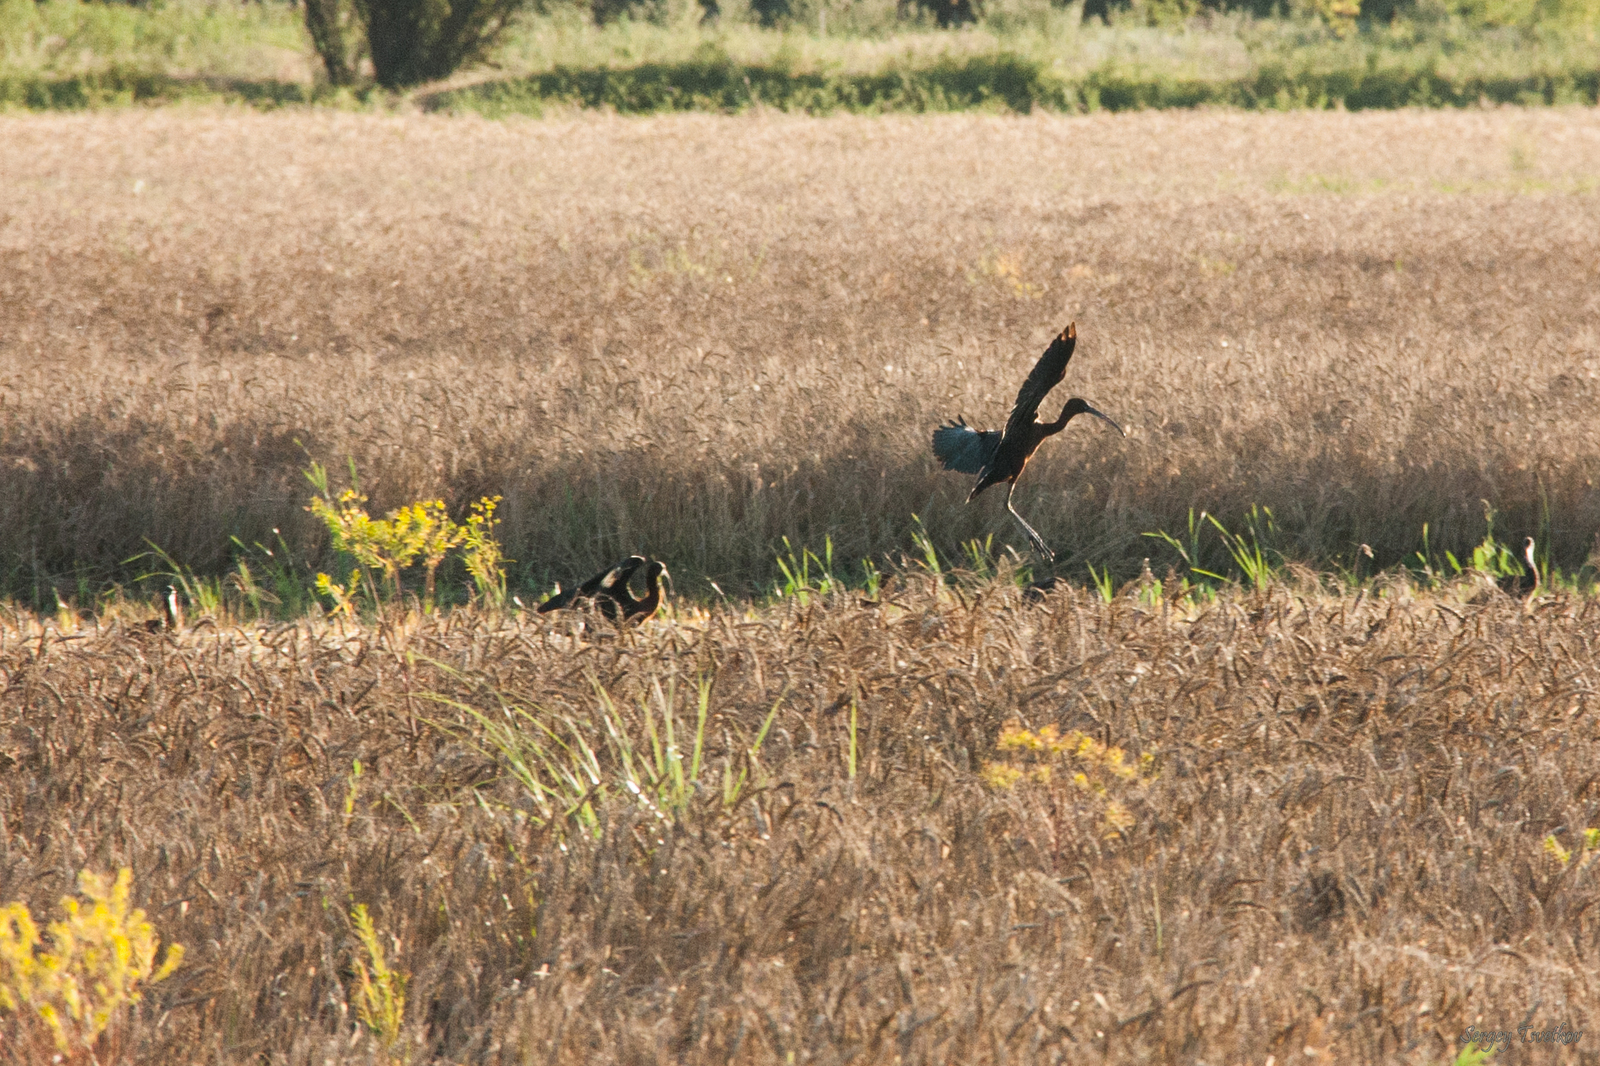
[932,322,1125,562]
[538,555,670,621]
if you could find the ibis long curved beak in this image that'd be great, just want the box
[1083,403,1126,438]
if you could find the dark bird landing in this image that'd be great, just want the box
[539,556,670,622]
[932,323,1125,562]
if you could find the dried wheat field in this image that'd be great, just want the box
[3,108,1600,1065]
[3,107,1599,594]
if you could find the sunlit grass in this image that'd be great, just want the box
[0,0,310,79]
[1,0,1597,111]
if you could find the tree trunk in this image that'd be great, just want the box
[305,0,355,86]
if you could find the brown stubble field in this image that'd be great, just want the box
[2,107,1600,1065]
[4,578,1600,1063]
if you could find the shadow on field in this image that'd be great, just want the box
[2,408,1595,607]
[0,69,323,110]
[421,52,1600,117]
[6,53,1596,115]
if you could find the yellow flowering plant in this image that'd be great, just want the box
[350,904,408,1064]
[305,462,504,614]
[981,722,1157,840]
[461,495,507,607]
[0,868,183,1063]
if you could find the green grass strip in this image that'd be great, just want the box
[423,52,1600,116]
[0,67,317,109]
[2,50,1595,113]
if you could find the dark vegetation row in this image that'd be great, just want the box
[4,53,1596,114]
[428,53,1600,115]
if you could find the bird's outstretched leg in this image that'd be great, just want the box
[1005,482,1055,563]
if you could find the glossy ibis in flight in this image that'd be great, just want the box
[932,323,1125,562]
[539,555,670,621]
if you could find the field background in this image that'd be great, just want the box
[2,108,1598,606]
[2,107,1600,1065]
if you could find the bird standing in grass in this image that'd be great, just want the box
[932,323,1125,562]
[538,555,645,615]
[618,560,669,621]
[539,555,670,621]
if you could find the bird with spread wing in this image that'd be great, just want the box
[538,555,670,621]
[932,322,1125,562]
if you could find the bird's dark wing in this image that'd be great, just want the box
[537,555,646,613]
[933,417,1002,476]
[1003,323,1076,439]
[593,555,646,596]
[593,556,646,616]
[536,584,577,613]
